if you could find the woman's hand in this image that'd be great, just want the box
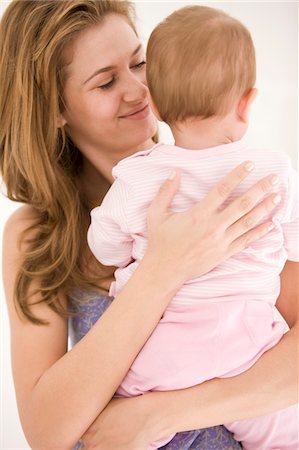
[80,395,162,450]
[146,161,280,286]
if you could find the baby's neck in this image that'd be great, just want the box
[172,113,246,150]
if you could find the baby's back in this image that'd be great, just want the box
[112,141,298,307]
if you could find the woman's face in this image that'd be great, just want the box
[62,14,156,164]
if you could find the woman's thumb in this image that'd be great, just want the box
[148,169,180,218]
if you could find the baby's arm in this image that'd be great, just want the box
[87,177,133,268]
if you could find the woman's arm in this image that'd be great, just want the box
[4,207,178,450]
[81,260,298,450]
[3,162,280,449]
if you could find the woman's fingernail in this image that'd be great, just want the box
[168,169,176,180]
[245,161,255,172]
[272,216,280,228]
[268,222,275,231]
[273,194,281,204]
[271,175,280,185]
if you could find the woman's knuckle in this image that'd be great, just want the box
[242,235,252,249]
[240,196,251,210]
[260,179,271,193]
[243,216,254,229]
[217,182,231,198]
[237,166,247,180]
[159,181,170,194]
[264,199,274,212]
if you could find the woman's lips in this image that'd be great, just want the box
[119,104,150,120]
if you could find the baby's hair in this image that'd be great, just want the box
[146,5,256,124]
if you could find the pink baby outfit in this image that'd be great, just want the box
[88,141,298,449]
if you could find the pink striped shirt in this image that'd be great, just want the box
[88,141,298,306]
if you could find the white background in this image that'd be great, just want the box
[0,1,298,448]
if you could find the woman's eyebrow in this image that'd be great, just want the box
[83,43,142,85]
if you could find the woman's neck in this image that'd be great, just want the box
[78,137,155,208]
[78,158,111,209]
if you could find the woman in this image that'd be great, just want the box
[1,1,297,449]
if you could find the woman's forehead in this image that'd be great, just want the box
[66,14,140,81]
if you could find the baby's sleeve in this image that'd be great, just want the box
[87,178,133,268]
[281,167,298,262]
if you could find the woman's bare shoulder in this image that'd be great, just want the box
[3,205,49,315]
[3,205,69,395]
[3,205,40,251]
[3,204,68,314]
[4,204,39,232]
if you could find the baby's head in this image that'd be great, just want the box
[146,5,256,126]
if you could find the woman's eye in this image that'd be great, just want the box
[133,61,146,69]
[98,78,115,90]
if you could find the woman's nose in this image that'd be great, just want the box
[122,72,148,103]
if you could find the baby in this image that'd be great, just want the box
[88,5,298,449]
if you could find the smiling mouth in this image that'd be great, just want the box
[120,104,149,118]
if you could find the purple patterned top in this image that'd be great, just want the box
[69,290,241,450]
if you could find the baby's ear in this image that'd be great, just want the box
[148,94,163,121]
[237,88,258,123]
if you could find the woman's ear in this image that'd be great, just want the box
[57,113,67,128]
[237,88,258,123]
[148,94,163,122]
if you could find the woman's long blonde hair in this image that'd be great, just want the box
[0,0,136,324]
